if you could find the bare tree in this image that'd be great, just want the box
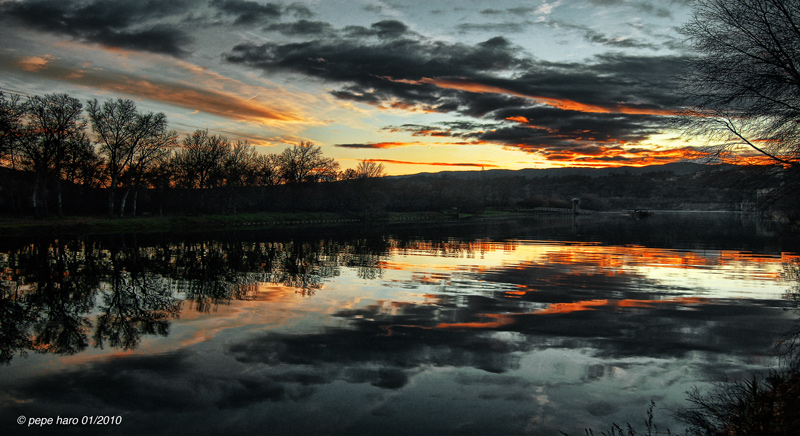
[122,128,177,217]
[61,131,102,188]
[87,98,170,217]
[277,142,339,184]
[172,130,230,189]
[355,159,386,179]
[0,90,25,168]
[17,94,86,217]
[339,168,359,181]
[679,0,800,166]
[254,152,281,186]
[223,140,261,187]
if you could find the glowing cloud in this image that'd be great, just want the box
[390,76,680,116]
[335,142,414,149]
[368,159,500,168]
[17,55,53,72]
[1,50,308,125]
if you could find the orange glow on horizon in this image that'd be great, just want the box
[368,158,500,168]
[517,146,709,168]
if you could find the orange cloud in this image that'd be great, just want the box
[368,159,500,168]
[390,77,681,116]
[98,76,301,123]
[335,142,416,149]
[505,116,530,124]
[17,55,54,72]
[1,51,305,125]
[522,146,709,168]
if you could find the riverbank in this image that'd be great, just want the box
[1,209,770,237]
[0,212,358,236]
[0,210,513,236]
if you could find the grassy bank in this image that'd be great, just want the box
[0,210,482,236]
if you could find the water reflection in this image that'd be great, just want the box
[0,237,388,363]
[0,214,798,435]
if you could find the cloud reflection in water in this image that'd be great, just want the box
[0,217,797,435]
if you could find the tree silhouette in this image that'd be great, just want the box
[355,159,386,179]
[679,0,800,167]
[172,129,230,189]
[16,94,86,217]
[0,91,24,168]
[277,142,339,184]
[87,98,171,217]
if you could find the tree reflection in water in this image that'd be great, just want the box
[0,235,390,363]
[0,215,798,435]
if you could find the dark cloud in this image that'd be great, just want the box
[266,19,334,36]
[480,6,538,15]
[210,0,283,25]
[226,32,528,81]
[540,19,662,50]
[583,27,660,49]
[587,0,675,18]
[485,107,664,150]
[336,143,382,149]
[455,22,531,33]
[334,142,410,149]
[1,0,194,56]
[224,17,687,157]
[225,31,530,116]
[224,31,530,117]
[382,121,503,139]
[632,2,673,18]
[93,25,192,56]
[352,20,412,39]
[285,2,314,19]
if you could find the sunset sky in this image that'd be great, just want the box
[0,0,700,175]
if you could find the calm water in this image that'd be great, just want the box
[1,213,799,435]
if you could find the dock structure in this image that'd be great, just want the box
[628,209,653,219]
[510,206,593,215]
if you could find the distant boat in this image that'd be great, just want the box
[628,209,653,219]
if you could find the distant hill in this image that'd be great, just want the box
[389,162,727,180]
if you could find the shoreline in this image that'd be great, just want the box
[0,209,755,237]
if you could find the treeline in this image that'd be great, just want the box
[0,91,385,218]
[0,90,778,220]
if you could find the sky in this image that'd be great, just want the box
[0,0,701,175]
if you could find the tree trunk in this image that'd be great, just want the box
[119,185,130,218]
[107,176,116,218]
[132,187,138,217]
[31,178,40,218]
[55,176,63,219]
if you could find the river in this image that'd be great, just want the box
[1,212,798,435]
